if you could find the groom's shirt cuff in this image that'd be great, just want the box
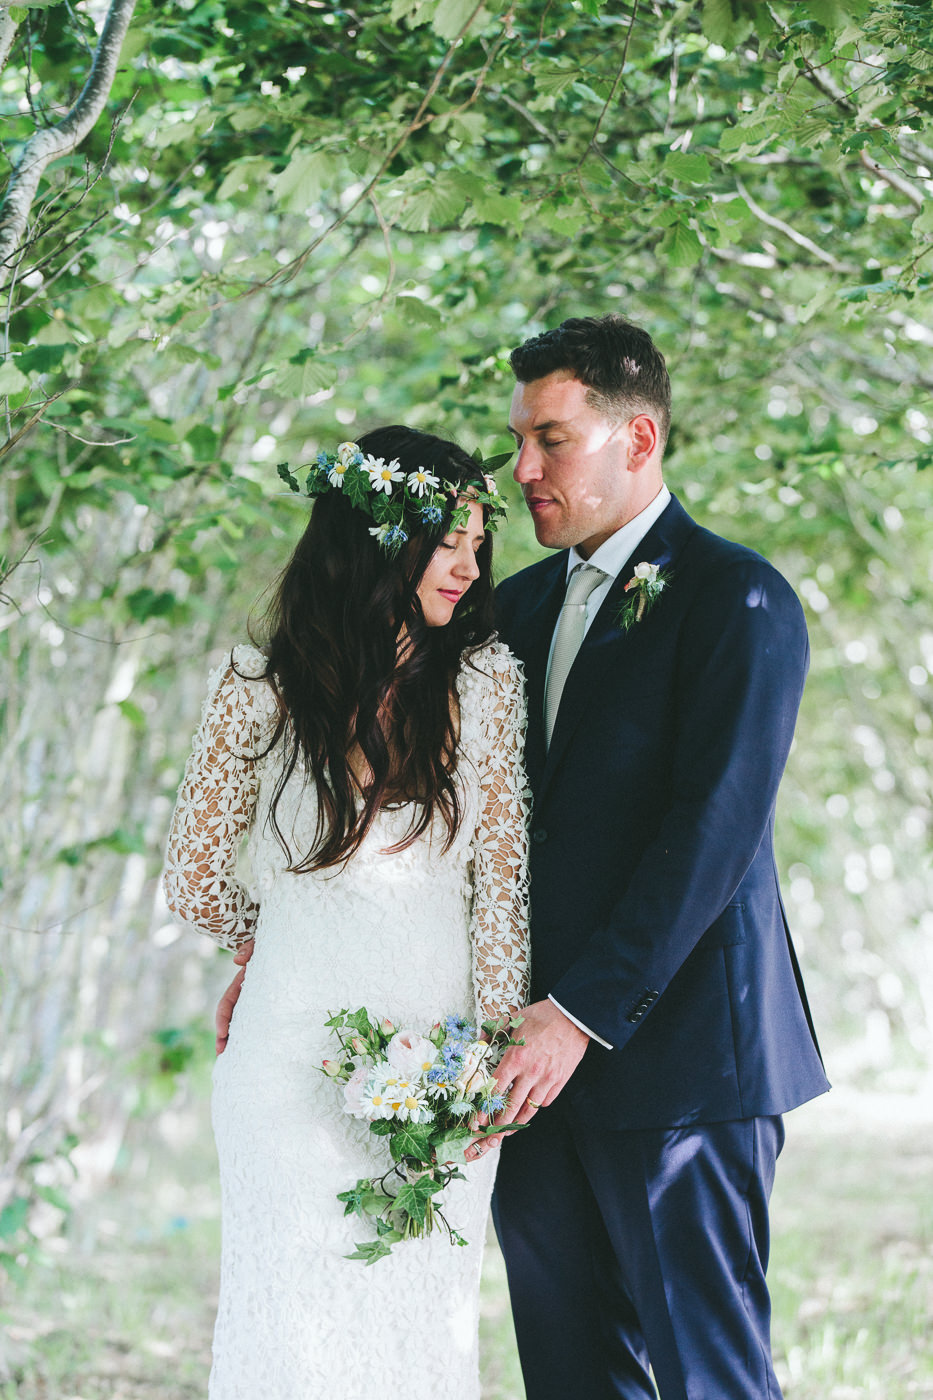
[548,995,613,1050]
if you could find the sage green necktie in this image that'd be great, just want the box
[545,563,607,747]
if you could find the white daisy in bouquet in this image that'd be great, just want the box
[321,1007,523,1264]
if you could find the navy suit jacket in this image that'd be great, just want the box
[495,495,830,1130]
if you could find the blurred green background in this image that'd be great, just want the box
[2,0,932,1393]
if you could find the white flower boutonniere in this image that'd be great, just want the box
[616,561,670,632]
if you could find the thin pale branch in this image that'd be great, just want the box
[735,178,858,275]
[858,149,925,212]
[0,6,19,72]
[0,0,137,269]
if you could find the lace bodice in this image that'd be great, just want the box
[164,640,530,1021]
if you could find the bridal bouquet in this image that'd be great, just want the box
[321,1007,523,1264]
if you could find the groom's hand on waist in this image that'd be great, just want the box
[477,999,589,1152]
[214,938,254,1055]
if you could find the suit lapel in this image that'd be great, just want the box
[540,497,698,794]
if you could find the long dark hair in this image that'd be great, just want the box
[246,425,498,872]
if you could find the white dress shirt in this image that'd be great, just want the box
[547,484,672,1050]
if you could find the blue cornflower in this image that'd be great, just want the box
[445,1016,476,1038]
[421,504,444,525]
[481,1093,506,1115]
[315,450,330,467]
[384,525,409,550]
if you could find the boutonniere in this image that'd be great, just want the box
[616,562,670,632]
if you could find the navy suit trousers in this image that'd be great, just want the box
[492,1105,785,1400]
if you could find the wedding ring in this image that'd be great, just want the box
[527,1098,541,1110]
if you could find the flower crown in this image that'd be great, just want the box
[276,441,510,556]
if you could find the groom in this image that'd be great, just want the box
[484,314,829,1400]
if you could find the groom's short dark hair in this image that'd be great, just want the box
[510,315,672,451]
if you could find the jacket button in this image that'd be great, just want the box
[532,828,548,844]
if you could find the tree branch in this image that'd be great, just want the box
[735,177,858,275]
[0,6,19,72]
[858,149,925,213]
[0,0,137,270]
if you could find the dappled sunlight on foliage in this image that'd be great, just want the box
[2,0,931,1363]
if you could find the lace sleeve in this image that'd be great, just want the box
[469,645,532,1024]
[163,646,279,951]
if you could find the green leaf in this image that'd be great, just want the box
[0,1198,29,1240]
[703,196,752,245]
[276,351,338,398]
[118,700,146,729]
[0,361,30,395]
[388,1123,435,1163]
[368,1118,396,1137]
[126,588,178,622]
[470,190,526,231]
[394,294,443,328]
[432,1130,471,1164]
[345,1237,393,1265]
[660,220,703,267]
[663,152,712,185]
[217,157,275,202]
[431,0,481,40]
[701,0,755,48]
[719,123,771,155]
[337,1181,372,1217]
[18,343,68,374]
[394,177,469,233]
[271,150,334,214]
[393,1174,443,1224]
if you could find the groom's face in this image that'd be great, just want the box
[508,371,640,558]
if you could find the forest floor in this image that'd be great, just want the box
[1,1082,931,1400]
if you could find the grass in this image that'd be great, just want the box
[2,1084,931,1399]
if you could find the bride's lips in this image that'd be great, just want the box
[438,589,463,603]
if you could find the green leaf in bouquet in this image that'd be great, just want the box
[369,1119,396,1137]
[346,1238,394,1265]
[374,1219,403,1241]
[432,1129,471,1165]
[336,1181,371,1218]
[389,1123,435,1164]
[394,1174,444,1226]
[362,1189,391,1216]
[344,1008,375,1037]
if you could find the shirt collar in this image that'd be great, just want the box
[566,484,672,582]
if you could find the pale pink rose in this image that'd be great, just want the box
[342,1064,370,1119]
[454,1041,491,1097]
[321,1059,342,1078]
[380,1017,396,1036]
[386,1029,438,1078]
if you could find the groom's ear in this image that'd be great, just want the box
[626,414,658,471]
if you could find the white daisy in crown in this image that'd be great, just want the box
[407,468,440,497]
[336,441,362,467]
[365,455,405,494]
[327,459,349,489]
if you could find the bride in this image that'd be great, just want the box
[162,425,530,1400]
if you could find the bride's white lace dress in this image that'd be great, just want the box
[163,640,530,1400]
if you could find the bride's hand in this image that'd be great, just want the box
[215,939,254,1054]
